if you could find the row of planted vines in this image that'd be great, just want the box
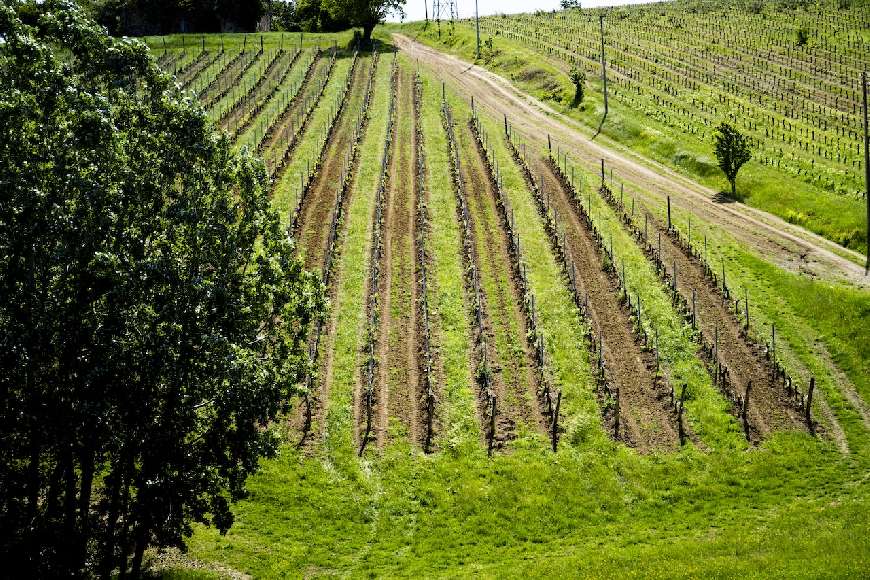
[147,31,831,458]
[462,1,869,199]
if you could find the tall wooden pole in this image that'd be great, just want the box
[863,71,869,274]
[599,15,608,116]
[475,0,481,60]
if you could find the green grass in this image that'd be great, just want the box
[452,113,537,434]
[462,96,606,450]
[270,53,350,231]
[578,164,745,449]
[183,424,868,577]
[419,67,480,453]
[659,198,870,453]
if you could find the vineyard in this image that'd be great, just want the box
[401,0,870,254]
[139,5,870,577]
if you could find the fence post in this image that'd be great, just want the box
[806,377,815,434]
[743,380,752,440]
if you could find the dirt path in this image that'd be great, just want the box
[293,58,366,272]
[536,160,680,453]
[455,120,545,446]
[393,34,868,289]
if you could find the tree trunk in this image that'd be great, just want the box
[362,22,375,45]
[77,451,95,574]
[98,465,123,580]
[731,179,736,199]
[129,511,149,579]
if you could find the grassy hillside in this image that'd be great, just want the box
[140,14,870,578]
[391,0,870,256]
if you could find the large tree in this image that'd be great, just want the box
[713,121,753,199]
[325,0,405,43]
[0,1,324,577]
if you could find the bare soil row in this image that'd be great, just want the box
[536,159,682,453]
[370,66,428,448]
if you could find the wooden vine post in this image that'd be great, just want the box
[552,391,562,452]
[614,387,621,439]
[743,380,752,441]
[599,15,608,116]
[806,377,815,434]
[863,71,869,274]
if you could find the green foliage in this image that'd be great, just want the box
[324,0,406,42]
[0,2,324,576]
[212,0,266,29]
[569,65,585,105]
[713,121,753,197]
[796,26,809,46]
[270,0,299,31]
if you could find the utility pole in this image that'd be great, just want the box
[599,15,608,116]
[425,0,428,22]
[475,0,480,60]
[863,71,869,274]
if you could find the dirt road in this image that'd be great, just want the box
[393,34,868,289]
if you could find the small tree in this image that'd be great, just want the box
[713,121,753,199]
[570,66,586,106]
[796,26,809,46]
[325,0,406,44]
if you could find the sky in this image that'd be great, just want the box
[387,0,667,22]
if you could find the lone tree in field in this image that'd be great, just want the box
[570,66,586,106]
[714,121,753,199]
[0,1,325,576]
[325,0,405,44]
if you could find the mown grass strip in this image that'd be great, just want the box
[553,154,747,450]
[270,54,352,229]
[655,197,870,453]
[419,72,480,453]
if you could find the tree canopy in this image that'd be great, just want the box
[713,121,753,199]
[0,0,324,576]
[324,0,405,42]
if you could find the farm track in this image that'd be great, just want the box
[455,119,544,446]
[293,58,366,272]
[536,160,680,453]
[257,54,325,163]
[635,202,810,441]
[394,34,868,289]
[373,67,424,448]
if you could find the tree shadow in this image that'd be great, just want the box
[712,190,738,204]
[592,112,607,140]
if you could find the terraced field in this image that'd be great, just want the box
[143,10,870,576]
